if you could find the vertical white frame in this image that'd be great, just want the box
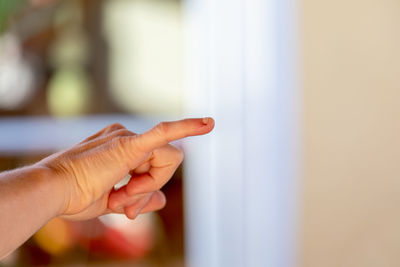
[183,0,299,266]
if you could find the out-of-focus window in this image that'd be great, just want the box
[104,0,183,116]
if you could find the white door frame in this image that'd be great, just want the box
[183,0,299,266]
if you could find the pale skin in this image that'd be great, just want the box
[0,117,215,259]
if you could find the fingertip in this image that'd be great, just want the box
[197,117,215,135]
[205,117,215,131]
[142,190,167,213]
[124,192,154,219]
[124,206,138,220]
[202,117,215,126]
[202,117,210,125]
[153,190,167,208]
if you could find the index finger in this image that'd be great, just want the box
[126,117,215,153]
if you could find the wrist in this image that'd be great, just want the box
[29,164,68,217]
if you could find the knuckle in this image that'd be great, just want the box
[172,146,184,163]
[107,123,125,131]
[110,135,127,151]
[155,122,169,137]
[109,136,132,169]
[131,135,147,152]
[155,122,169,142]
[153,122,171,145]
[113,128,133,137]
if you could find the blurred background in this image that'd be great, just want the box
[1,0,400,266]
[301,1,400,266]
[0,0,185,266]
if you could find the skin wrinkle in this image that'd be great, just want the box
[127,134,149,155]
[155,122,172,144]
[42,158,75,215]
[79,123,125,144]
[111,136,142,172]
[74,129,135,154]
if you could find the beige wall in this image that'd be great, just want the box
[301,0,400,266]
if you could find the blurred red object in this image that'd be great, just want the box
[79,214,156,259]
[34,213,157,260]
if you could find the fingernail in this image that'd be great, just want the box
[202,117,211,125]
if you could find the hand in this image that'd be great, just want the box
[36,118,214,221]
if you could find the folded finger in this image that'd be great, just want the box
[108,187,149,212]
[126,145,183,195]
[139,191,166,214]
[123,193,154,219]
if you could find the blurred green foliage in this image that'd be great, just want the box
[0,0,27,33]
